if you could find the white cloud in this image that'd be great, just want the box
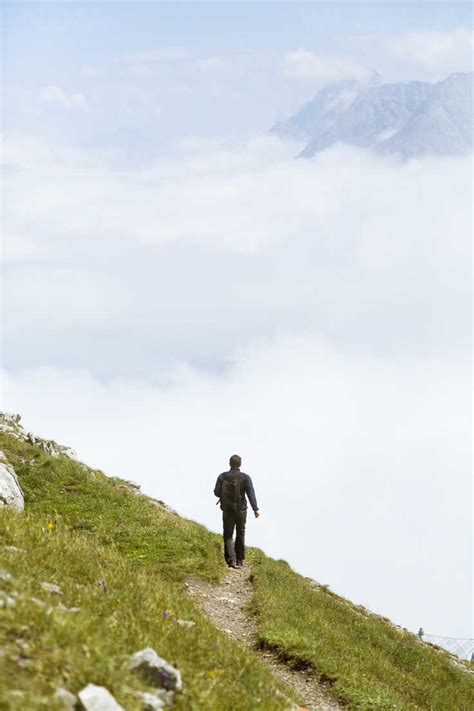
[3,267,127,329]
[119,48,189,64]
[2,337,471,637]
[193,57,228,74]
[2,135,470,370]
[39,85,88,111]
[125,64,154,78]
[283,50,372,86]
[4,134,470,257]
[2,131,471,640]
[80,65,99,78]
[389,29,474,76]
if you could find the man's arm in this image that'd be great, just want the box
[244,474,260,516]
[214,473,223,498]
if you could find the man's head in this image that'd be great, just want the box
[229,454,242,469]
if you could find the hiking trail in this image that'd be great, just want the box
[185,567,343,711]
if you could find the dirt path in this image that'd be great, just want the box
[185,566,343,711]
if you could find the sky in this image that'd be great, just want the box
[1,1,473,640]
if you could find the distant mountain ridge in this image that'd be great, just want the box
[272,72,473,158]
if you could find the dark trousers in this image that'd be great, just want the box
[222,507,247,565]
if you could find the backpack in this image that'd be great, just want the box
[220,472,242,511]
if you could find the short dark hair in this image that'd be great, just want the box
[229,454,242,468]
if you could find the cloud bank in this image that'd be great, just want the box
[2,133,471,638]
[389,28,474,79]
[2,335,471,637]
[39,85,88,112]
[283,50,372,87]
[3,136,471,375]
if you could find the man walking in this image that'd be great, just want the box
[214,454,260,569]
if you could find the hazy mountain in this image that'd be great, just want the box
[272,73,473,158]
[271,79,366,141]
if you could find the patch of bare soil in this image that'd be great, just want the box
[185,567,343,711]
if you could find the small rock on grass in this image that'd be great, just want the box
[78,684,124,711]
[97,578,109,593]
[0,592,16,608]
[41,582,63,595]
[56,603,81,613]
[176,619,195,628]
[53,687,78,710]
[30,597,46,607]
[4,545,25,553]
[0,570,13,583]
[136,691,166,710]
[129,648,182,691]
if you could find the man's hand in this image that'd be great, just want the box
[254,510,260,518]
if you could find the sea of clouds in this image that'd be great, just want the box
[2,134,472,637]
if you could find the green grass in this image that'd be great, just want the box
[248,554,474,710]
[1,435,222,583]
[0,433,293,710]
[1,430,473,711]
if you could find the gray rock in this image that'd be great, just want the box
[129,648,182,691]
[147,498,178,515]
[0,569,13,583]
[4,545,25,553]
[0,452,24,512]
[176,619,196,628]
[124,479,141,492]
[30,597,46,608]
[41,582,63,595]
[56,603,81,613]
[0,413,78,460]
[78,684,124,711]
[0,592,16,608]
[136,691,166,710]
[97,579,109,593]
[53,687,78,710]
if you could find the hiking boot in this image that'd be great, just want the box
[228,562,238,569]
[236,560,244,568]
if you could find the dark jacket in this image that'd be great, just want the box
[214,468,259,512]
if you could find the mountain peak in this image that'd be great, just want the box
[273,72,473,158]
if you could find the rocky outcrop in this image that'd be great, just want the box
[147,498,178,516]
[0,412,77,460]
[0,451,24,512]
[0,412,179,517]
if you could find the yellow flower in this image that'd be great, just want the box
[48,522,54,530]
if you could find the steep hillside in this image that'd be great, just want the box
[0,427,293,711]
[1,418,473,710]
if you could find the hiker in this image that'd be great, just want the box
[214,454,260,569]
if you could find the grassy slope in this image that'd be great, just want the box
[0,433,292,711]
[1,431,473,710]
[249,555,474,710]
